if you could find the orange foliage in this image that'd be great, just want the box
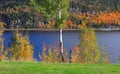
[65,19,74,28]
[72,13,95,29]
[72,11,120,29]
[70,45,84,63]
[37,11,120,29]
[92,11,120,26]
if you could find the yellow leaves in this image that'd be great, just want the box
[0,22,5,29]
[40,43,67,63]
[70,45,84,63]
[0,50,8,61]
[71,54,79,63]
[0,22,4,61]
[83,48,89,55]
[80,28,100,64]
[77,24,85,29]
[77,21,87,29]
[9,32,33,61]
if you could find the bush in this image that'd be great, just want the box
[40,43,68,63]
[70,45,84,63]
[99,45,109,64]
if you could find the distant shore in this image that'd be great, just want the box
[1,28,120,32]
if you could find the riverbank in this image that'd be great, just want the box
[1,28,120,32]
[0,62,120,74]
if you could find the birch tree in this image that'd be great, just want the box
[30,0,69,62]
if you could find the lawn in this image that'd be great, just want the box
[0,62,120,74]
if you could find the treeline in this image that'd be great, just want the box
[70,0,120,13]
[0,0,38,29]
[0,0,120,29]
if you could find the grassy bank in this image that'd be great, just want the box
[0,62,120,74]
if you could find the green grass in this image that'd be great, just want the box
[0,62,120,74]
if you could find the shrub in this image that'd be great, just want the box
[70,45,84,63]
[40,43,68,63]
[99,45,109,64]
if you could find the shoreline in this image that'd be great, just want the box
[1,28,120,32]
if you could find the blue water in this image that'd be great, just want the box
[96,31,120,63]
[3,31,120,63]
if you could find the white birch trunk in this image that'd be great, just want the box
[60,28,63,55]
[59,8,64,61]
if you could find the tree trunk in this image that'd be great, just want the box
[58,7,64,62]
[59,27,64,62]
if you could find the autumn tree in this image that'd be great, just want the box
[9,31,33,61]
[0,22,5,60]
[80,28,100,63]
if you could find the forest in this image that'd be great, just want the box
[0,0,120,29]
